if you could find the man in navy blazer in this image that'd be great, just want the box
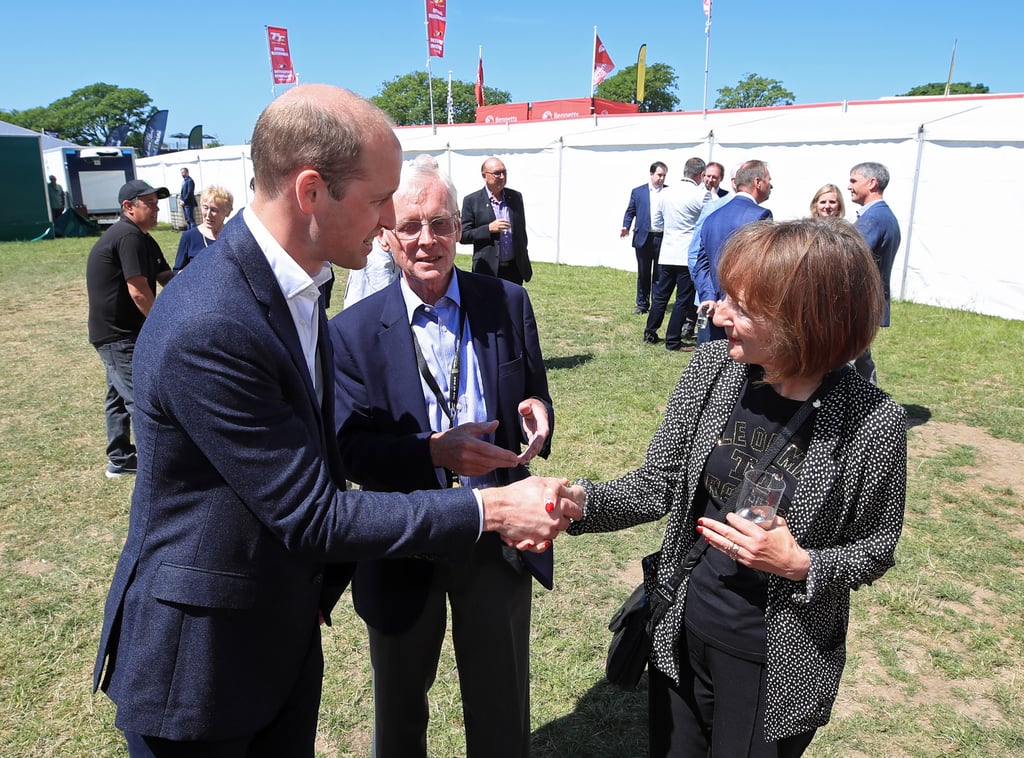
[459,157,532,284]
[849,161,901,384]
[330,161,552,758]
[621,161,668,314]
[92,85,576,758]
[693,159,774,341]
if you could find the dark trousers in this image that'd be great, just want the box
[473,257,524,286]
[365,534,532,758]
[95,339,137,467]
[648,628,816,758]
[634,234,662,310]
[183,203,197,229]
[124,631,324,757]
[645,264,697,348]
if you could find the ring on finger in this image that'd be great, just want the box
[726,541,740,560]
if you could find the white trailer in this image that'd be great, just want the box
[43,146,137,226]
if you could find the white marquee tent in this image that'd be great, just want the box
[137,93,1024,321]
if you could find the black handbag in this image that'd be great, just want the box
[603,367,846,691]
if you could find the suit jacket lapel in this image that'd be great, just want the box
[457,270,501,420]
[377,282,432,431]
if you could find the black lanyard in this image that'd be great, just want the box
[411,305,467,428]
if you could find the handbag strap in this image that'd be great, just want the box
[651,364,850,621]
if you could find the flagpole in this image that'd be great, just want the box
[943,39,958,97]
[590,26,598,101]
[703,2,712,118]
[447,70,454,125]
[424,4,436,134]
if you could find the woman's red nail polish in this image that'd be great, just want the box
[696,525,704,534]
[545,501,555,513]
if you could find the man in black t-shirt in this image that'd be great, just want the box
[86,180,173,478]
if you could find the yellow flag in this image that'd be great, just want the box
[636,44,647,104]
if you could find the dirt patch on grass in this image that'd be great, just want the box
[909,420,1023,493]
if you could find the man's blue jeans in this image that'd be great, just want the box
[96,339,137,467]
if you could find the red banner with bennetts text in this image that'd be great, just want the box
[267,26,296,84]
[426,0,446,58]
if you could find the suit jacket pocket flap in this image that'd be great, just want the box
[152,562,260,610]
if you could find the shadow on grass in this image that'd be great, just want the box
[545,353,595,371]
[532,676,649,757]
[903,403,932,429]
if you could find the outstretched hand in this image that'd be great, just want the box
[429,420,520,477]
[516,399,550,464]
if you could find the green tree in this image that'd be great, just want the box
[897,81,989,96]
[0,83,153,145]
[596,62,679,112]
[372,71,511,126]
[714,73,795,109]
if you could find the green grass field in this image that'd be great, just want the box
[1,228,1022,756]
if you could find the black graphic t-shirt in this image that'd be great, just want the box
[684,371,815,662]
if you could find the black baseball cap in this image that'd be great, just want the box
[119,179,170,204]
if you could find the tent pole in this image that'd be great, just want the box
[899,124,925,301]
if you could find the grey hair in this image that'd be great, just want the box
[394,160,459,214]
[683,157,707,181]
[851,162,890,193]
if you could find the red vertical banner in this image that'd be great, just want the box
[475,47,485,106]
[267,26,297,84]
[426,0,446,58]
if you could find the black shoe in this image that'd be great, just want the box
[106,460,138,478]
[665,343,695,352]
[643,332,660,344]
[633,306,648,315]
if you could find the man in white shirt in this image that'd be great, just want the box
[644,157,710,351]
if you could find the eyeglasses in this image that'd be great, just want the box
[391,215,459,240]
[485,169,507,176]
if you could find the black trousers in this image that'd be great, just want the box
[648,627,816,758]
[474,257,524,286]
[645,264,697,348]
[634,234,662,310]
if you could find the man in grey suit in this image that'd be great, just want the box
[849,161,901,384]
[460,157,532,285]
[92,84,577,758]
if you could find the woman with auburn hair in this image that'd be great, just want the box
[174,185,234,270]
[808,183,846,218]
[561,218,907,757]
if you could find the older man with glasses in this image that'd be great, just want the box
[459,156,533,285]
[330,158,553,758]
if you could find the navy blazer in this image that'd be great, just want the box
[622,183,657,249]
[330,269,553,630]
[693,195,773,302]
[93,214,482,742]
[855,200,901,326]
[460,186,532,281]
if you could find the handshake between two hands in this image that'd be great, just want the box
[480,476,586,553]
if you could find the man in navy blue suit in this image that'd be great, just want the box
[179,167,197,229]
[693,159,774,342]
[330,160,553,758]
[621,161,668,314]
[92,84,577,758]
[849,161,901,384]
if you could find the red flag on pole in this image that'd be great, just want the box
[704,0,712,17]
[267,26,297,84]
[475,47,485,106]
[592,34,615,88]
[426,0,447,58]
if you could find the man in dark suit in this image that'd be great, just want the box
[331,160,552,758]
[703,161,730,199]
[92,84,576,758]
[621,161,668,314]
[179,167,197,229]
[693,159,774,342]
[460,157,532,284]
[849,161,901,384]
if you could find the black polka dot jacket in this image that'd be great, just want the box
[568,340,907,741]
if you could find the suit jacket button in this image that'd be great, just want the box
[312,573,323,585]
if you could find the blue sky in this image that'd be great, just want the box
[5,1,1021,145]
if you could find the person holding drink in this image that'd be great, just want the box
[559,218,907,756]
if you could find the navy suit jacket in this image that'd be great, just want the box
[180,175,196,207]
[855,200,901,326]
[460,186,532,281]
[330,269,553,631]
[93,213,482,742]
[693,195,773,302]
[623,183,658,249]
